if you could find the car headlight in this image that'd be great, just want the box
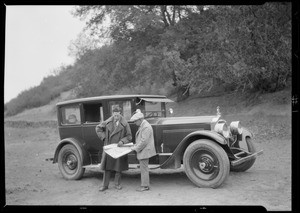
[230,121,243,135]
[214,122,230,138]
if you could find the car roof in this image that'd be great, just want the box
[56,94,169,106]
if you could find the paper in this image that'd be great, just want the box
[103,142,134,159]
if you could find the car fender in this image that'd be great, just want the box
[241,127,253,138]
[160,130,227,169]
[52,137,91,166]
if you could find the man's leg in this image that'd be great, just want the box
[100,170,111,191]
[114,171,122,189]
[139,158,150,187]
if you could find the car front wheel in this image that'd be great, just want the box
[58,144,85,180]
[183,139,230,188]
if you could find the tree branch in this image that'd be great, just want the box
[177,6,182,20]
[160,5,169,27]
[165,6,173,26]
[172,5,176,25]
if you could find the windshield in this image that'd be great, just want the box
[136,99,166,118]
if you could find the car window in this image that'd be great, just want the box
[108,100,132,121]
[136,99,164,118]
[145,101,162,117]
[61,105,81,125]
[83,103,103,123]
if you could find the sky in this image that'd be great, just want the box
[4,5,86,103]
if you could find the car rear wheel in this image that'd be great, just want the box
[183,139,230,188]
[230,137,256,172]
[58,144,85,180]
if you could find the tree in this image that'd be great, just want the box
[72,5,204,100]
[71,3,291,100]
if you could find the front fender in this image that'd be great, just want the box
[237,127,253,142]
[241,127,253,138]
[52,137,91,166]
[160,130,227,169]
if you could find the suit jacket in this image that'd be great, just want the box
[132,119,157,160]
[95,115,132,171]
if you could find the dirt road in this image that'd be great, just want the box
[4,113,291,211]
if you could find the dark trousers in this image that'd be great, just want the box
[102,170,122,187]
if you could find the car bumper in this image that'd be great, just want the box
[230,150,264,167]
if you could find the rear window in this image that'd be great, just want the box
[61,105,81,125]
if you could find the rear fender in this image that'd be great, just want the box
[52,137,91,166]
[160,130,228,169]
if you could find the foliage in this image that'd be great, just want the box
[71,3,291,101]
[158,4,291,95]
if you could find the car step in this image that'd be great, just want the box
[129,164,161,170]
[82,163,161,170]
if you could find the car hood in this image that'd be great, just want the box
[146,115,219,125]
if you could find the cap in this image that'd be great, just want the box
[130,110,144,122]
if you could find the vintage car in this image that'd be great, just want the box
[53,94,263,188]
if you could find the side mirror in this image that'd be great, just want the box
[169,108,173,115]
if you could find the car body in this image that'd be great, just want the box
[53,94,263,188]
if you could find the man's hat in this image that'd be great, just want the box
[112,105,122,113]
[130,109,144,122]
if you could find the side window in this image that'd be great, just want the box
[61,105,81,125]
[145,101,162,117]
[135,98,165,117]
[83,103,103,123]
[108,100,132,121]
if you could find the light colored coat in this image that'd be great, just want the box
[132,119,157,160]
[95,115,132,171]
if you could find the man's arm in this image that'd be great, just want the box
[132,127,151,153]
[95,117,111,140]
[120,122,132,144]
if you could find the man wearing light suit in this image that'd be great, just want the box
[130,110,157,192]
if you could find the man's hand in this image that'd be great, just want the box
[117,141,124,147]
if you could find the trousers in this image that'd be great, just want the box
[101,170,122,187]
[139,158,150,187]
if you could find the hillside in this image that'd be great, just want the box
[4,90,77,122]
[5,88,291,122]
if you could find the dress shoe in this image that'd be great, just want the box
[114,185,122,190]
[136,186,149,192]
[99,186,108,191]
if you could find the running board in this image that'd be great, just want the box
[129,164,161,170]
[231,150,263,167]
[83,164,101,168]
[83,163,161,170]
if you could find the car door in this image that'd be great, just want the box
[81,102,104,164]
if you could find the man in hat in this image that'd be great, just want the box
[95,105,132,191]
[130,110,157,192]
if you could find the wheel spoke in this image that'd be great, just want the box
[191,150,219,181]
[62,152,78,174]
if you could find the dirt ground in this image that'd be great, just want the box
[4,112,291,211]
